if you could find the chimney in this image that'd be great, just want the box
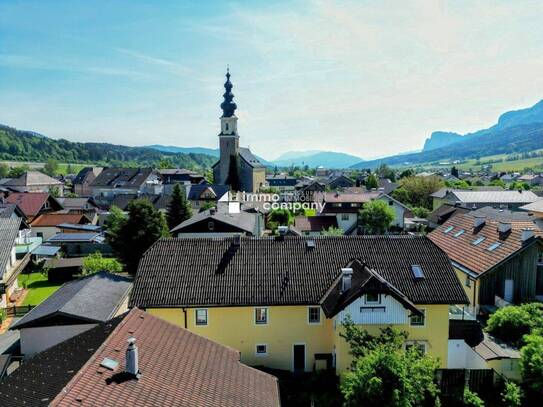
[473,216,486,228]
[341,268,353,293]
[125,337,140,378]
[521,228,534,242]
[497,222,512,234]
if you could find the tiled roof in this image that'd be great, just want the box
[428,213,540,275]
[0,218,21,279]
[294,216,338,232]
[0,203,25,219]
[471,206,538,222]
[0,309,281,406]
[55,197,97,209]
[12,272,132,330]
[320,191,380,203]
[446,190,540,204]
[427,204,470,226]
[239,147,264,168]
[473,334,520,361]
[187,184,229,201]
[171,208,259,235]
[520,200,543,213]
[131,235,468,309]
[31,213,88,227]
[3,171,62,187]
[90,168,154,188]
[5,192,56,218]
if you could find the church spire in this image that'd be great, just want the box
[220,67,237,117]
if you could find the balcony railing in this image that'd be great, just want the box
[449,304,477,321]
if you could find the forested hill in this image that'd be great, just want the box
[0,124,217,169]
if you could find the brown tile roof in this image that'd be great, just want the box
[5,192,53,218]
[320,191,380,203]
[428,213,540,275]
[4,171,62,187]
[53,309,279,407]
[31,213,89,227]
[131,235,468,309]
[294,216,338,232]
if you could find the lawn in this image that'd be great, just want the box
[17,272,63,306]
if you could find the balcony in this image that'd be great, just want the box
[449,305,477,321]
[15,237,42,255]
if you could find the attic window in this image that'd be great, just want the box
[411,265,424,280]
[306,240,316,250]
[453,229,465,238]
[487,242,502,251]
[472,236,486,246]
[443,226,454,234]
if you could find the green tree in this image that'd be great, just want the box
[166,183,192,230]
[398,168,415,179]
[105,205,127,243]
[463,388,484,406]
[108,199,169,274]
[411,206,430,218]
[199,201,216,212]
[451,166,459,178]
[377,164,396,181]
[359,199,395,234]
[82,252,123,274]
[395,175,444,209]
[0,163,8,177]
[49,185,61,198]
[489,179,506,188]
[267,208,293,228]
[365,173,379,189]
[501,381,523,407]
[226,154,240,191]
[8,165,29,178]
[43,158,59,176]
[520,332,543,393]
[158,158,174,169]
[486,303,543,346]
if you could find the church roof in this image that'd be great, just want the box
[239,147,264,168]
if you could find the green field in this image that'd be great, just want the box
[18,272,63,306]
[0,160,88,175]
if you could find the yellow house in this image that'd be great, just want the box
[131,235,469,375]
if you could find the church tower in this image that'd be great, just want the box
[217,68,239,185]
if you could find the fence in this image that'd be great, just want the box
[438,369,504,406]
[4,305,35,318]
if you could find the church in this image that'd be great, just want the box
[212,70,265,193]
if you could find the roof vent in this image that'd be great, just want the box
[278,225,288,236]
[497,222,512,234]
[341,268,353,293]
[473,216,486,228]
[521,228,534,242]
[125,337,141,379]
[306,239,316,250]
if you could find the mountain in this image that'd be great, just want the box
[0,124,217,169]
[352,99,543,169]
[272,150,364,169]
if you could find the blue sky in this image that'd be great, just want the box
[1,0,543,160]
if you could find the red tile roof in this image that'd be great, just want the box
[428,213,540,275]
[52,308,280,407]
[31,213,88,227]
[5,192,50,218]
[294,216,338,232]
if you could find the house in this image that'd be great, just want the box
[10,272,131,355]
[0,218,30,308]
[266,174,298,192]
[187,184,230,211]
[518,173,543,186]
[30,213,91,241]
[520,200,543,219]
[171,207,263,237]
[5,192,62,222]
[500,173,518,183]
[131,235,468,374]
[55,196,99,211]
[72,167,103,196]
[441,190,540,211]
[292,216,339,235]
[0,308,280,407]
[322,174,355,190]
[0,203,27,222]
[44,232,112,257]
[89,167,161,199]
[427,203,471,229]
[428,213,542,312]
[159,168,205,193]
[2,171,63,195]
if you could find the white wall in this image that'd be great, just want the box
[20,324,97,355]
[338,294,410,325]
[30,226,58,241]
[447,340,488,369]
[335,213,358,233]
[378,196,405,228]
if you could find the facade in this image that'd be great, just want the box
[131,235,468,375]
[89,167,161,199]
[72,167,103,196]
[30,213,90,241]
[3,171,63,195]
[0,218,28,308]
[212,70,266,193]
[187,184,229,211]
[266,174,298,192]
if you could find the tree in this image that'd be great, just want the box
[463,388,484,407]
[199,201,216,212]
[82,252,123,274]
[411,207,430,218]
[520,332,543,393]
[377,164,396,181]
[359,199,395,234]
[365,174,378,190]
[398,168,415,179]
[267,208,293,230]
[43,158,59,176]
[49,185,61,198]
[225,154,240,191]
[166,183,192,230]
[394,175,444,209]
[8,165,29,178]
[108,199,170,274]
[501,381,523,407]
[158,158,174,169]
[486,303,543,346]
[451,166,459,178]
[0,163,8,177]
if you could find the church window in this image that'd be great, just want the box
[225,123,229,131]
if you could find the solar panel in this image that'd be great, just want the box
[472,236,486,245]
[411,265,424,279]
[443,226,454,234]
[487,242,502,251]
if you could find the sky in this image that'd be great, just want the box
[1,0,543,161]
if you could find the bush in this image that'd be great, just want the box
[411,206,430,218]
[520,332,543,393]
[501,381,523,407]
[463,388,484,406]
[486,303,543,346]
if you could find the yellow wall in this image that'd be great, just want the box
[454,267,479,307]
[487,358,522,381]
[148,305,333,372]
[334,304,451,373]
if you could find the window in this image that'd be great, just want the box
[465,276,471,287]
[487,242,501,251]
[225,123,229,131]
[405,341,426,355]
[453,229,465,237]
[195,309,208,326]
[443,226,454,234]
[255,344,267,356]
[411,265,424,280]
[410,309,425,326]
[208,221,214,231]
[308,307,321,324]
[341,213,349,221]
[36,232,44,239]
[365,293,381,304]
[255,307,268,325]
[472,236,486,245]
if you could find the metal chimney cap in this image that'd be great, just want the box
[127,337,136,345]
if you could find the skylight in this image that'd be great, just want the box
[472,236,486,246]
[411,265,424,280]
[453,229,465,237]
[444,226,454,234]
[487,242,502,251]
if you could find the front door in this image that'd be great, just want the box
[293,344,305,372]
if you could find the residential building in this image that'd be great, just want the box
[0,308,280,407]
[89,167,161,199]
[131,235,468,374]
[11,272,131,355]
[4,192,62,222]
[292,216,339,235]
[427,204,471,229]
[212,70,266,193]
[55,196,99,211]
[520,200,543,219]
[0,218,30,308]
[428,213,542,311]
[2,171,63,195]
[441,190,540,211]
[322,174,355,190]
[72,167,103,196]
[518,173,543,186]
[159,168,205,194]
[30,213,91,241]
[266,174,298,192]
[187,184,229,211]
